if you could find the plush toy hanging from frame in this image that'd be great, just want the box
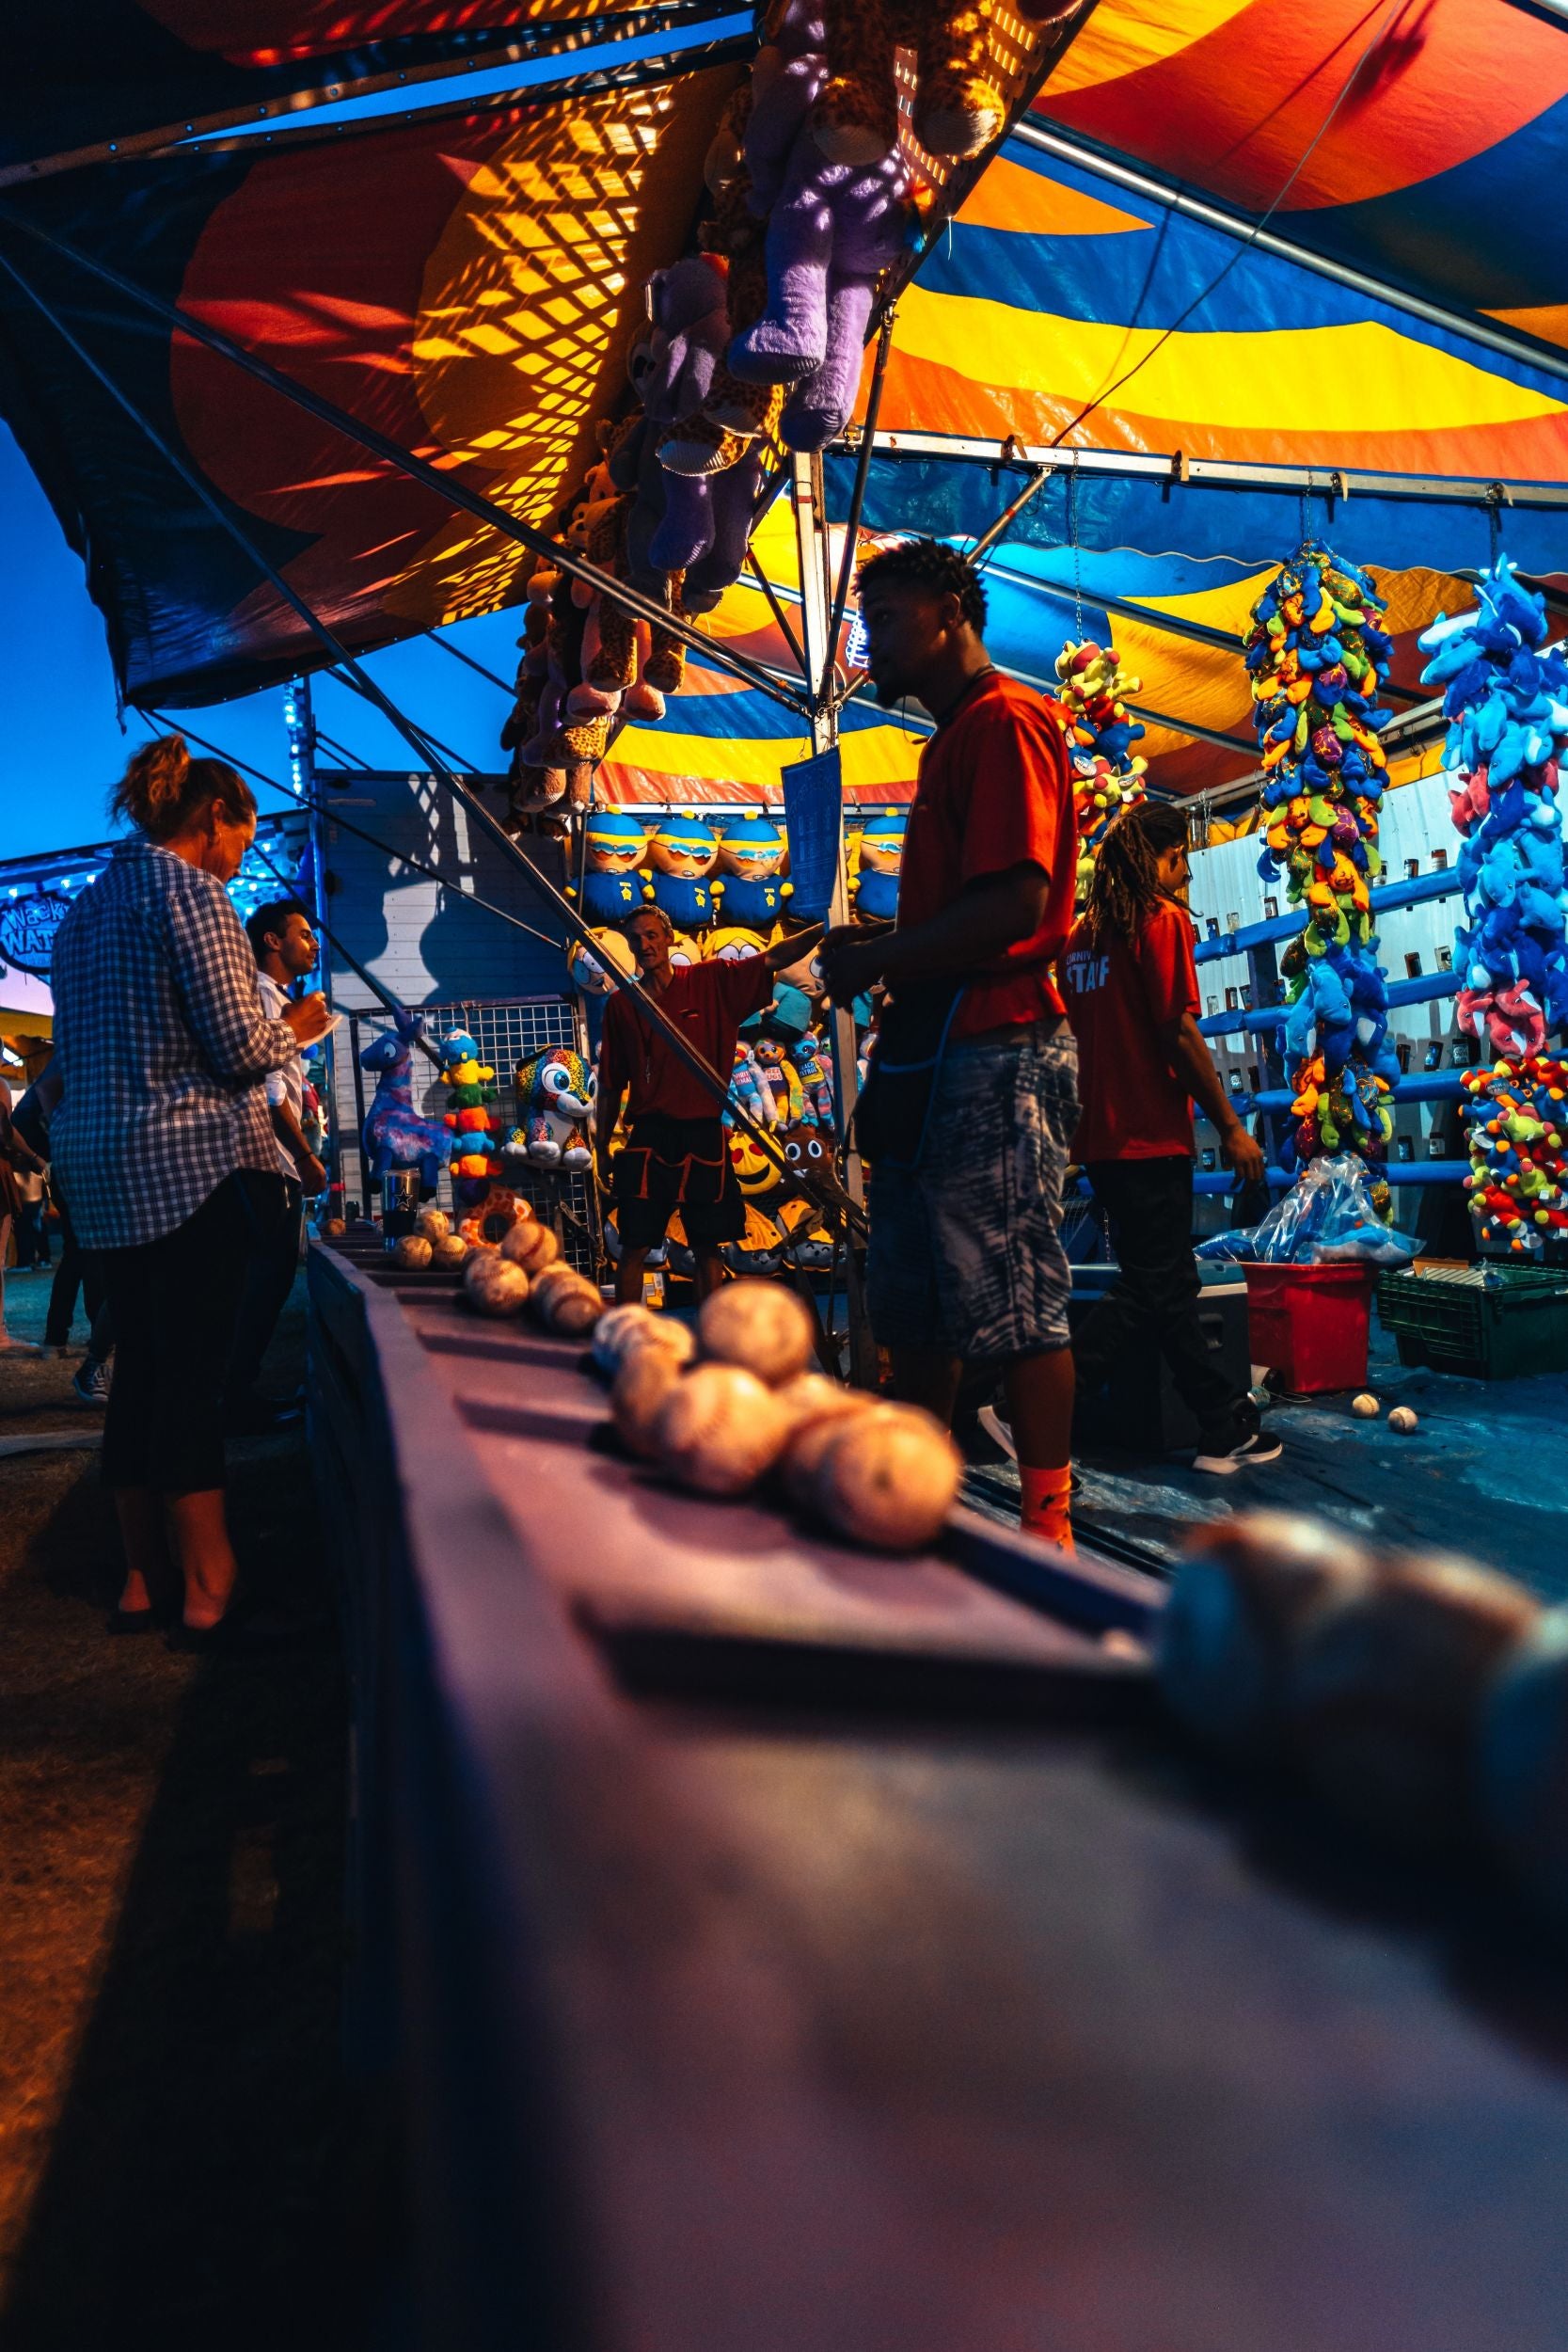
[1245,542,1400,1172]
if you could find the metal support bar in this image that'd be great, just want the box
[0,208,814,720]
[822,307,896,707]
[968,465,1053,564]
[421,631,517,698]
[1195,860,1461,965]
[743,549,808,676]
[1012,117,1568,391]
[832,425,1568,513]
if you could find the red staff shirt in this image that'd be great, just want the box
[895,672,1075,1038]
[597,957,772,1125]
[1062,900,1200,1162]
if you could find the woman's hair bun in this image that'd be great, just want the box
[111,734,255,842]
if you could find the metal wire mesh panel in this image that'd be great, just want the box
[418,995,598,1277]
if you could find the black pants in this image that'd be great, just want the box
[1074,1155,1241,1441]
[100,1172,287,1493]
[46,1187,106,1346]
[227,1176,305,1407]
[13,1200,48,1267]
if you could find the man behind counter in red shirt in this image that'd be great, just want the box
[596,904,822,1305]
[819,538,1081,1551]
[1063,799,1280,1474]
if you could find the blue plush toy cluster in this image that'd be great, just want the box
[1418,556,1568,1063]
[1245,543,1399,1168]
[1418,556,1568,1251]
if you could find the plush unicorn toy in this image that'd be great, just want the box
[360,1007,453,1196]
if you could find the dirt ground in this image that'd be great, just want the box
[0,1265,368,2350]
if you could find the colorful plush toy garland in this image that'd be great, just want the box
[1245,543,1400,1169]
[1418,557,1568,1252]
[1053,638,1148,901]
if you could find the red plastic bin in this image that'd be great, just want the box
[1243,1263,1376,1394]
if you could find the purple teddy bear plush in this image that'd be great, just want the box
[731,135,911,451]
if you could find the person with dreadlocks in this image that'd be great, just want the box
[820,537,1080,1552]
[1062,799,1280,1474]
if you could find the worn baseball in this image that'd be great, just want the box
[415,1207,451,1243]
[1288,1550,1541,1850]
[431,1233,468,1269]
[501,1216,561,1276]
[391,1233,434,1271]
[814,1406,961,1553]
[622,1315,696,1369]
[463,1251,530,1316]
[547,1279,603,1339]
[593,1303,658,1375]
[1480,1609,1568,1924]
[657,1362,790,1495]
[611,1345,686,1461]
[1388,1406,1418,1434]
[697,1279,816,1386]
[1156,1512,1376,1762]
[322,1216,346,1238]
[1351,1392,1380,1419]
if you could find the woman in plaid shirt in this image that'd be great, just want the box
[51,738,332,1641]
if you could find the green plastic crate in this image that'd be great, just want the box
[1375,1262,1568,1380]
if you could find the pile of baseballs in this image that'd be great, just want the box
[596,1279,962,1553]
[1157,1510,1567,1917]
[458,1216,603,1336]
[390,1205,471,1274]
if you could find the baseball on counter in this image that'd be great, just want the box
[657,1362,790,1496]
[593,1303,658,1375]
[611,1345,686,1461]
[1388,1406,1418,1434]
[501,1217,561,1276]
[624,1315,697,1369]
[415,1207,451,1243]
[697,1279,816,1386]
[1351,1393,1380,1419]
[1156,1512,1377,1762]
[778,1392,890,1508]
[1287,1549,1542,1850]
[431,1233,468,1269]
[463,1252,530,1317]
[814,1406,962,1553]
[548,1280,604,1339]
[390,1234,434,1271]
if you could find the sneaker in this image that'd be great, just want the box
[71,1359,111,1406]
[1193,1426,1283,1475]
[976,1404,1017,1462]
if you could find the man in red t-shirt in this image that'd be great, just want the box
[820,539,1080,1551]
[1063,799,1278,1473]
[596,905,822,1303]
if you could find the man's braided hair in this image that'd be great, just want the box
[855,536,988,630]
[1078,799,1190,946]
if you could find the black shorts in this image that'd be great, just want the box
[614,1114,745,1250]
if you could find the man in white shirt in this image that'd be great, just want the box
[227,899,328,1433]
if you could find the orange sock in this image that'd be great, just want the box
[1020,1463,1074,1553]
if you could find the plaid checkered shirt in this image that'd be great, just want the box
[50,838,299,1249]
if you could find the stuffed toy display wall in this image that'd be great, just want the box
[1419,557,1568,1252]
[1246,543,1400,1170]
[1053,637,1148,902]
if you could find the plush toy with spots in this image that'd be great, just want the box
[813,0,1004,168]
[510,1046,597,1171]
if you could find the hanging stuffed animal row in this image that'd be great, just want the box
[1053,638,1148,903]
[1419,557,1568,1252]
[1245,543,1400,1169]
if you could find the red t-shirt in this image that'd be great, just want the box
[1062,900,1200,1162]
[895,672,1075,1038]
[597,956,772,1124]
